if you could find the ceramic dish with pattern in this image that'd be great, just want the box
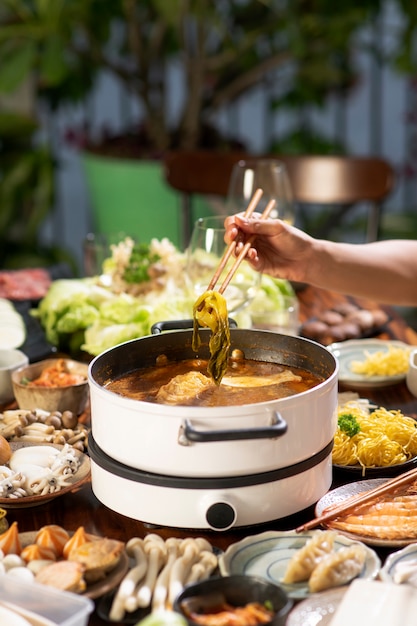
[315,479,417,548]
[327,339,410,388]
[286,587,347,626]
[218,530,380,600]
[379,543,417,585]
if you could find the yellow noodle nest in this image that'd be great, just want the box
[333,401,417,471]
[350,345,410,377]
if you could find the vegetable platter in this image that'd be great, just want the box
[31,237,296,357]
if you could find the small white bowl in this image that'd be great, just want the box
[406,347,417,397]
[0,349,29,405]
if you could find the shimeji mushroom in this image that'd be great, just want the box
[135,534,167,609]
[152,537,181,612]
[110,537,148,620]
[185,550,218,585]
[168,538,213,607]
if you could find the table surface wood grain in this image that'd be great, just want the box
[3,285,417,626]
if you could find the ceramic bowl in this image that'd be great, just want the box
[0,349,29,405]
[173,575,293,626]
[11,358,89,415]
[406,348,417,397]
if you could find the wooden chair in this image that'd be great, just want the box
[163,151,395,247]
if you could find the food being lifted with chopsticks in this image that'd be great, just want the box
[192,290,230,384]
[191,191,276,385]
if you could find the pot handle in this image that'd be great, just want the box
[151,318,238,333]
[180,412,287,444]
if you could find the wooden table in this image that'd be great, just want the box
[4,286,417,625]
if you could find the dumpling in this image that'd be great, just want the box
[35,524,70,558]
[62,526,89,559]
[308,543,367,593]
[282,531,336,584]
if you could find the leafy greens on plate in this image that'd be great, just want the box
[32,237,296,356]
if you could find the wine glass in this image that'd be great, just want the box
[185,215,261,314]
[226,158,296,224]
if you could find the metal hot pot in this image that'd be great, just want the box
[87,326,338,530]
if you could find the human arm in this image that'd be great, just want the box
[224,214,417,306]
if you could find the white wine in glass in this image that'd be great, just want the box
[185,215,261,314]
[226,159,296,225]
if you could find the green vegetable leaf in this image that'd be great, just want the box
[338,412,360,437]
[123,243,161,284]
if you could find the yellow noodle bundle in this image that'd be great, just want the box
[333,401,417,472]
[350,345,410,377]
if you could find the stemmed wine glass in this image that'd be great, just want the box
[226,158,296,224]
[185,215,261,315]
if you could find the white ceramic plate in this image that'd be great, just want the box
[315,479,417,548]
[327,339,410,388]
[380,544,417,585]
[286,587,347,626]
[218,530,380,600]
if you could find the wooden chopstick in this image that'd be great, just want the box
[295,465,417,533]
[218,198,276,295]
[207,188,264,292]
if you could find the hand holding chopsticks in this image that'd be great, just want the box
[207,188,276,295]
[206,187,263,292]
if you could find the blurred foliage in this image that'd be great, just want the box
[0,0,408,154]
[0,111,73,269]
[0,0,416,265]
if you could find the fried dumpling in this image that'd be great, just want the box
[308,544,367,593]
[282,531,336,584]
[35,559,87,593]
[68,537,125,583]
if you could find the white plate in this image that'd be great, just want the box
[315,479,417,548]
[286,587,347,626]
[218,530,380,600]
[380,544,417,584]
[327,339,410,388]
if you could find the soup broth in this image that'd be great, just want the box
[105,355,324,406]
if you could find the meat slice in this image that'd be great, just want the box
[0,268,51,300]
[156,371,214,405]
[221,370,301,387]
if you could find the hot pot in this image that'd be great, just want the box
[88,326,338,530]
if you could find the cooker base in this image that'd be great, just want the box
[89,435,333,530]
